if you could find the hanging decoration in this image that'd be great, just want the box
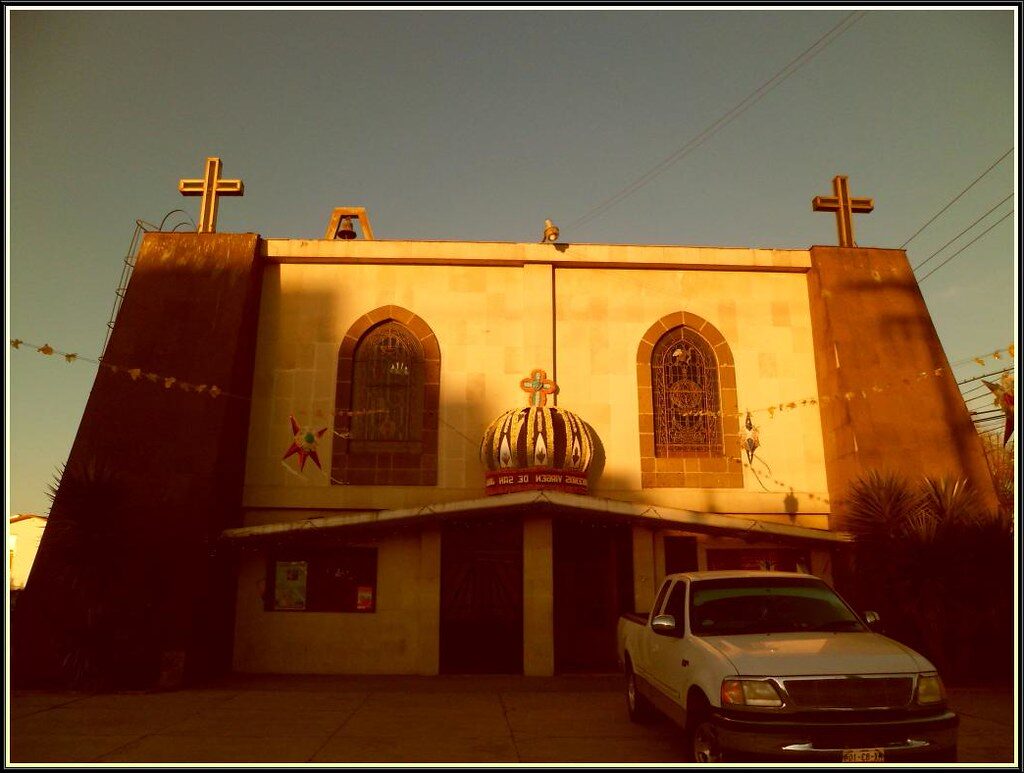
[282,415,328,471]
[742,411,760,463]
[10,338,233,400]
[8,337,1015,442]
[983,373,1015,445]
[739,460,831,506]
[963,344,1014,368]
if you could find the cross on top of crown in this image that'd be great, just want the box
[520,369,557,407]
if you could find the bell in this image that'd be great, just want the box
[337,217,357,240]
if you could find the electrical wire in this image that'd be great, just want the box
[911,194,1013,273]
[957,367,1013,386]
[961,384,989,397]
[974,417,1007,426]
[900,149,1013,249]
[918,210,1013,284]
[965,392,998,404]
[565,11,866,232]
[949,345,1014,368]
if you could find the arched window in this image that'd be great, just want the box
[333,307,440,486]
[351,322,425,445]
[637,312,743,488]
[651,327,722,456]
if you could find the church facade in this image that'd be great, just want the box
[17,164,998,685]
[226,235,848,675]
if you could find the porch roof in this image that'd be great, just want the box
[221,491,850,545]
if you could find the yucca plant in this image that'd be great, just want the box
[34,459,169,690]
[844,470,930,542]
[979,432,1015,520]
[842,471,1012,683]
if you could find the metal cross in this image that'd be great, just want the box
[520,369,557,407]
[812,175,874,247]
[179,157,244,233]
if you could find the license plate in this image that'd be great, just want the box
[842,748,884,762]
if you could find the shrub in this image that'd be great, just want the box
[842,471,1012,683]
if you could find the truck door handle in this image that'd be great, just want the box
[681,659,689,667]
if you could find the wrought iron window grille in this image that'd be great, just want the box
[652,327,723,455]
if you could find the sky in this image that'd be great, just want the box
[6,7,1017,519]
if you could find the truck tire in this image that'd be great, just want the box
[625,661,654,723]
[685,694,725,762]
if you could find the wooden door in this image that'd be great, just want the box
[553,519,633,673]
[439,517,523,674]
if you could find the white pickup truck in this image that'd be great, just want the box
[618,571,958,762]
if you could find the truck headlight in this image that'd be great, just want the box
[721,679,784,708]
[915,673,946,705]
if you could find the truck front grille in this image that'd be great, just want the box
[781,677,914,709]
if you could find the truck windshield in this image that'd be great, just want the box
[689,577,865,636]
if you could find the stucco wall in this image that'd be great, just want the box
[243,262,532,512]
[232,528,440,674]
[556,267,828,515]
[8,518,47,590]
[242,243,830,525]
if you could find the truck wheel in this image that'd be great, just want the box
[689,719,724,763]
[625,663,654,723]
[684,695,725,763]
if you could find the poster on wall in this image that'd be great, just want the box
[275,561,308,610]
[356,585,374,611]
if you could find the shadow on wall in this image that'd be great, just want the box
[827,270,994,505]
[585,421,608,493]
[443,392,493,493]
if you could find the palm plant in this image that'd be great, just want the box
[842,471,1012,683]
[979,432,1015,520]
[32,459,168,689]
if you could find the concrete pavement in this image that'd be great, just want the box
[7,675,1016,764]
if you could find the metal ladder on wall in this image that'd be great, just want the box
[100,209,196,357]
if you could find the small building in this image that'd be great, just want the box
[9,514,47,591]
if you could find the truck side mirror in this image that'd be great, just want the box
[651,614,683,637]
[863,610,882,631]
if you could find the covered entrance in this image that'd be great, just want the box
[553,518,633,673]
[439,516,523,674]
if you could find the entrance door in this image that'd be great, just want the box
[439,517,523,674]
[553,519,634,673]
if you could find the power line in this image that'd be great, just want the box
[918,210,1013,284]
[966,400,998,412]
[911,194,1013,273]
[973,417,1007,426]
[965,393,997,405]
[565,11,866,232]
[956,366,1013,386]
[900,149,1013,249]
[961,383,989,397]
[949,344,1014,368]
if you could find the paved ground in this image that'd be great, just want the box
[7,675,1016,765]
